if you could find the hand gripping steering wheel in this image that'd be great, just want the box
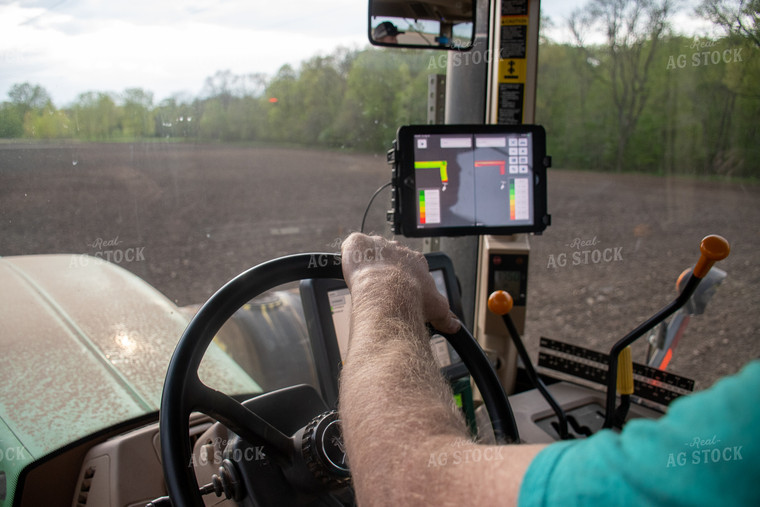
[159,253,518,506]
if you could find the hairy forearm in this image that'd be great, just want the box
[340,269,470,503]
[338,235,546,505]
[344,274,466,431]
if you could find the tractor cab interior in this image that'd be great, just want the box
[0,0,757,506]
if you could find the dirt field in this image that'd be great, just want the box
[1,142,758,389]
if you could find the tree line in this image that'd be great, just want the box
[539,0,760,178]
[0,48,433,153]
[1,0,758,178]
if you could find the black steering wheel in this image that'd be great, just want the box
[159,253,518,506]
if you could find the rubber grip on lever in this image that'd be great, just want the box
[488,290,514,316]
[693,235,730,279]
[616,346,634,395]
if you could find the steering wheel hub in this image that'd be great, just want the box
[298,411,350,488]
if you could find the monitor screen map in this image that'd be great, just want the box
[412,132,535,231]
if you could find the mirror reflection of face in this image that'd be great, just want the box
[373,21,403,44]
[368,0,475,49]
[377,35,398,43]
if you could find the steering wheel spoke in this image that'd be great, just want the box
[190,381,294,463]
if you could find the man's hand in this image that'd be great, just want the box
[338,233,546,506]
[341,233,460,334]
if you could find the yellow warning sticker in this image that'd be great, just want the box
[501,16,529,26]
[498,58,527,83]
[497,4,530,123]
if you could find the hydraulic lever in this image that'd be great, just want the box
[602,235,730,429]
[646,266,727,369]
[610,346,634,429]
[488,290,570,440]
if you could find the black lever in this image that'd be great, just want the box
[488,291,570,440]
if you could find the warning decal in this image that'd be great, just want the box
[497,1,530,124]
[498,58,527,83]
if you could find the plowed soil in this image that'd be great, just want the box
[2,142,758,389]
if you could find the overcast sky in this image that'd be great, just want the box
[0,0,372,105]
[0,0,709,106]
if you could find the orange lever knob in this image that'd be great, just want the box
[693,235,730,279]
[488,290,514,316]
[676,267,691,292]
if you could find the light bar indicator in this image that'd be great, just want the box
[509,180,516,219]
[510,178,530,220]
[419,190,426,224]
[419,189,440,225]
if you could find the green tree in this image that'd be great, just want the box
[264,64,300,142]
[295,55,349,144]
[24,101,71,139]
[698,0,760,47]
[8,83,51,115]
[537,43,606,171]
[331,48,433,151]
[198,71,268,141]
[72,92,120,139]
[1,83,52,138]
[0,102,24,137]
[121,88,155,138]
[154,95,200,138]
[570,0,675,172]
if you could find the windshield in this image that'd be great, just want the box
[1,0,758,450]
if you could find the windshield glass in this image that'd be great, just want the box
[532,0,759,391]
[0,0,430,453]
[1,0,758,452]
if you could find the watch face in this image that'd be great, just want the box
[319,419,349,475]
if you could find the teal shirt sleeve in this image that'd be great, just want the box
[518,360,760,507]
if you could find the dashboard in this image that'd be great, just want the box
[13,412,230,506]
[10,249,667,506]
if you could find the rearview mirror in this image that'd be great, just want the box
[368,0,475,50]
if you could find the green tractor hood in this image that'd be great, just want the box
[0,255,260,501]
